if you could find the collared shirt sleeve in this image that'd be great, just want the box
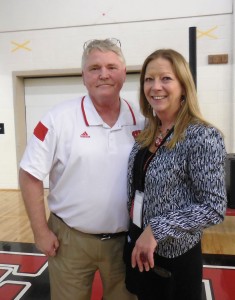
[20,111,57,180]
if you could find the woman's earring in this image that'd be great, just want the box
[153,109,156,117]
[181,95,186,106]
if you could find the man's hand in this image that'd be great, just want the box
[34,228,59,257]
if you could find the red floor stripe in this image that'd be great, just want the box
[91,271,103,300]
[226,208,235,216]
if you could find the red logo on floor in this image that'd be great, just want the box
[0,251,48,299]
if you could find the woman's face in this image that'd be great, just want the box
[144,57,183,121]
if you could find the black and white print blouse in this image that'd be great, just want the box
[127,123,227,258]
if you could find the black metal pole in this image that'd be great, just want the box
[189,27,197,89]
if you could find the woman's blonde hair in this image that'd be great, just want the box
[137,48,211,148]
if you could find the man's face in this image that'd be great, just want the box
[82,49,126,101]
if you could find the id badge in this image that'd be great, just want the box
[133,190,144,228]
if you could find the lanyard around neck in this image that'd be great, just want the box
[134,126,174,192]
[143,126,174,172]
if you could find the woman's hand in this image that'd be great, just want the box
[131,225,157,272]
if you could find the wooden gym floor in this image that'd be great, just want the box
[0,189,234,254]
[0,190,235,299]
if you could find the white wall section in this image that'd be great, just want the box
[0,0,233,188]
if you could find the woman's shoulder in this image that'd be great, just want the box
[184,122,226,155]
[185,122,223,140]
[131,141,142,153]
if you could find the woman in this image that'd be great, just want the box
[124,49,227,300]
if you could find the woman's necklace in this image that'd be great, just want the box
[155,127,170,148]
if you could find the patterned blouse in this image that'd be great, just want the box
[127,123,227,258]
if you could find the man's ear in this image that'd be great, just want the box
[123,67,127,83]
[82,71,86,86]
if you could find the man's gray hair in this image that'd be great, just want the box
[81,38,126,69]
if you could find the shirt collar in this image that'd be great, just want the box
[81,95,136,127]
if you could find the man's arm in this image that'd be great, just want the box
[19,168,59,256]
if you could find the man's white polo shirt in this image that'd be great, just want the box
[20,95,144,234]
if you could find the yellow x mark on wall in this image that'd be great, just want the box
[197,26,218,39]
[11,40,31,52]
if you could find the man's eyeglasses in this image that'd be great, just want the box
[83,38,121,50]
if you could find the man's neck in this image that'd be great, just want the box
[92,96,121,127]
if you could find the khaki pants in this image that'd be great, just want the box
[48,213,136,300]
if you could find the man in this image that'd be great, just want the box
[19,38,144,300]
